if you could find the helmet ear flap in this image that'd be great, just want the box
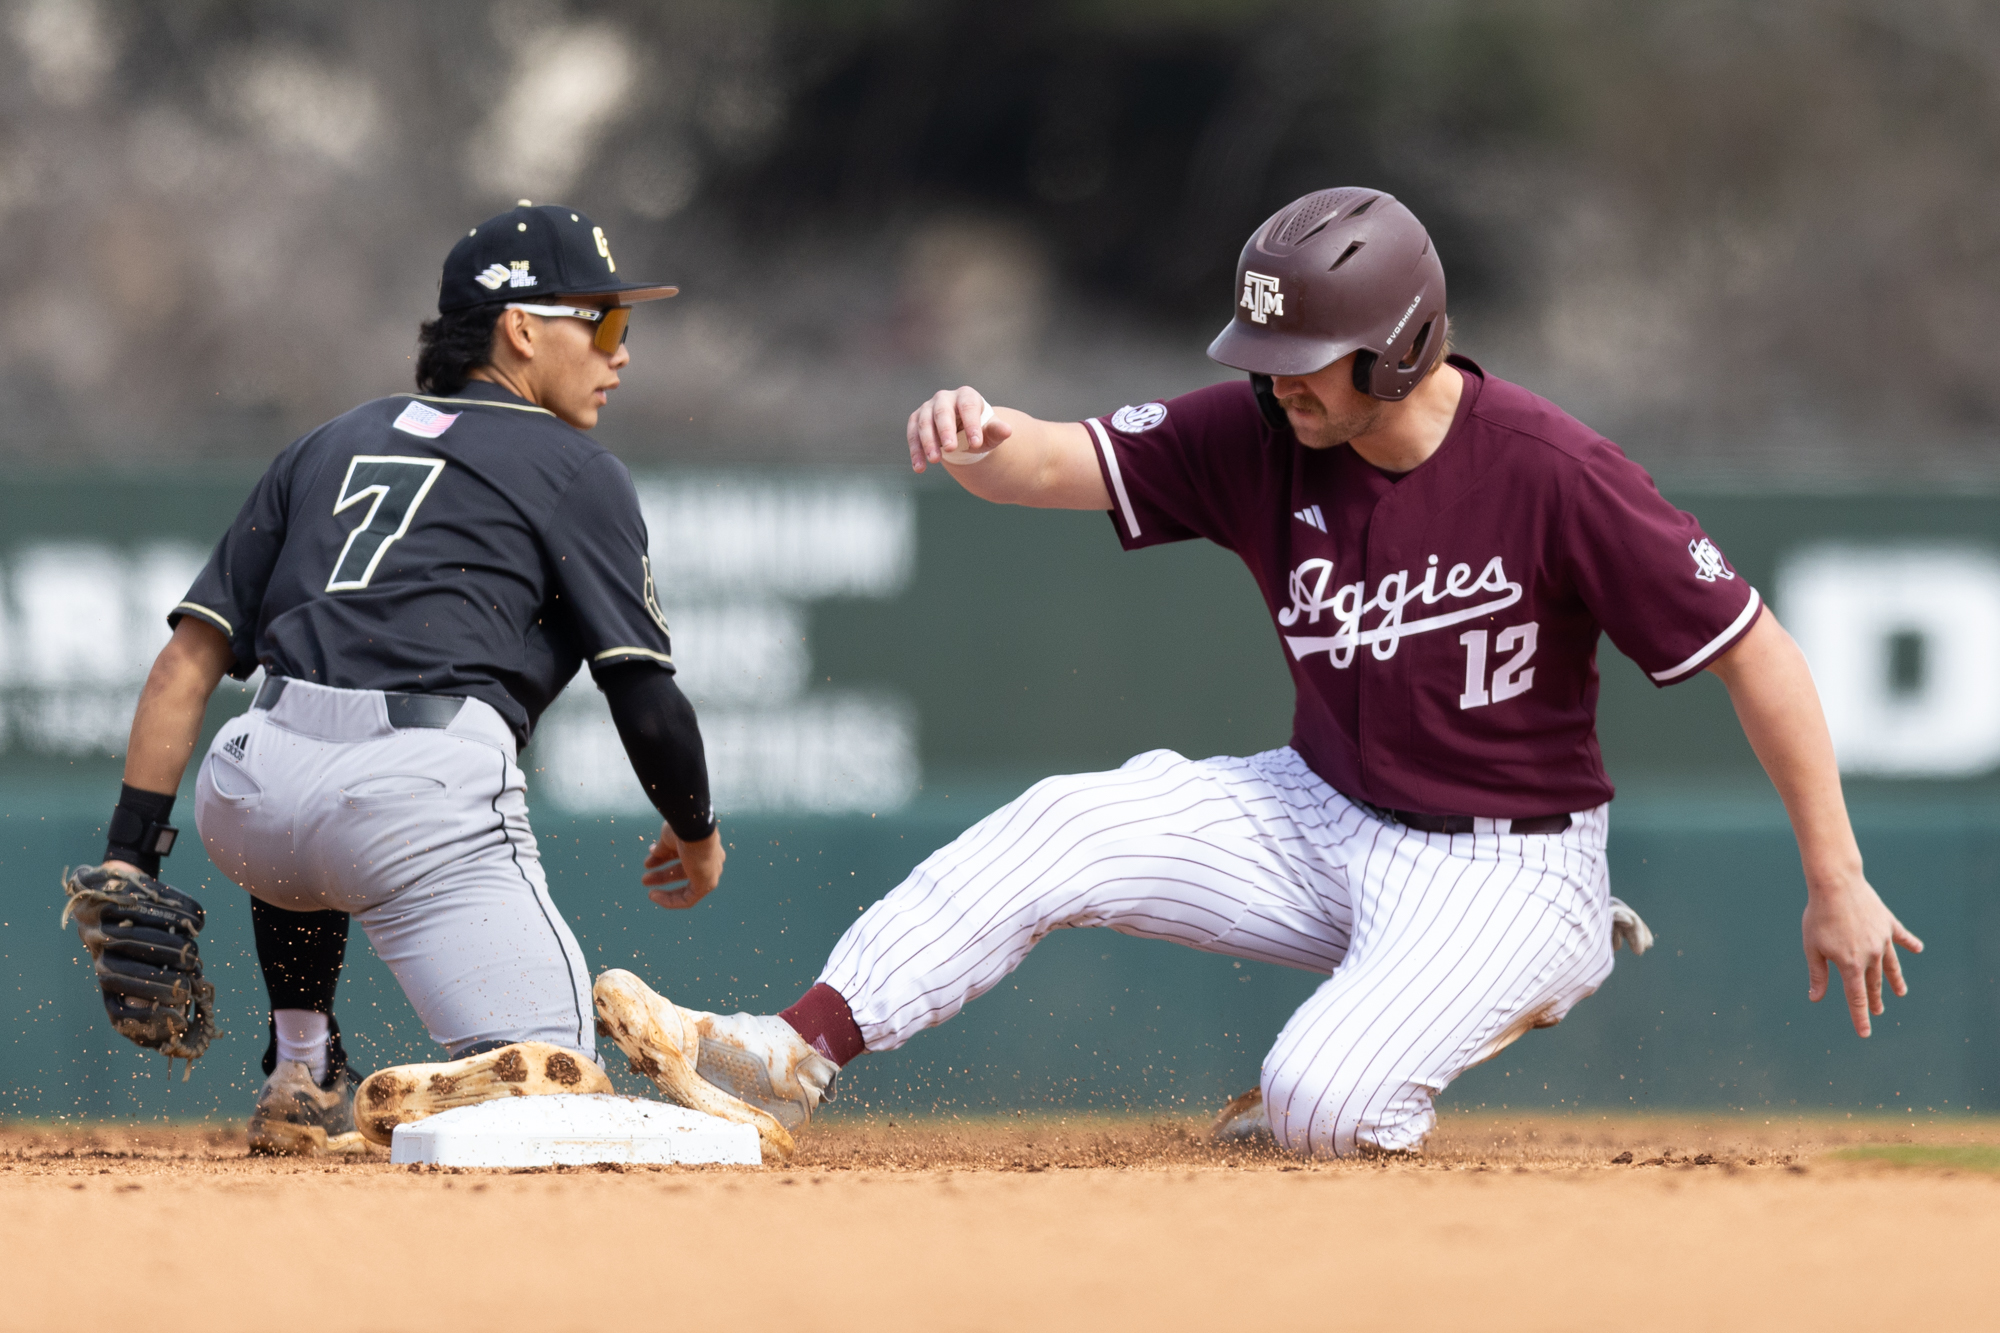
[1351,351,1378,395]
[1250,374,1288,430]
[1357,313,1447,401]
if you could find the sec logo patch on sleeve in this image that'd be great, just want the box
[1110,402,1168,433]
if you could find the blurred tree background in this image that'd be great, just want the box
[1,0,1994,477]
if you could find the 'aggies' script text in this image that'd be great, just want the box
[1279,555,1523,667]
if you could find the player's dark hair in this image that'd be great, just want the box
[414,303,505,396]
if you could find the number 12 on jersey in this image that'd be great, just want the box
[1459,623,1538,709]
[326,455,446,592]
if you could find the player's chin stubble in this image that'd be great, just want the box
[1283,393,1383,450]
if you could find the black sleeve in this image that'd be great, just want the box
[545,452,677,677]
[170,446,295,678]
[600,664,716,841]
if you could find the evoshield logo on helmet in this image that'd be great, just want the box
[1241,272,1284,324]
[1387,293,1424,344]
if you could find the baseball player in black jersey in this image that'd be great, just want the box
[77,203,723,1154]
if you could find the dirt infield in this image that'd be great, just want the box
[4,1112,1996,1332]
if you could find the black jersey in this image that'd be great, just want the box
[172,380,674,746]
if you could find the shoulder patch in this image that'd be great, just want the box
[1110,402,1168,433]
[393,400,461,439]
[1689,537,1736,583]
[642,556,670,635]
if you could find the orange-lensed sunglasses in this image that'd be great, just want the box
[505,302,631,353]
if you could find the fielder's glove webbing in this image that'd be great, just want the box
[60,864,218,1076]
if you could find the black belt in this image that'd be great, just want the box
[253,676,466,730]
[1369,804,1571,837]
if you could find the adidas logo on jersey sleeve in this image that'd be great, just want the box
[1293,505,1326,532]
[393,401,461,439]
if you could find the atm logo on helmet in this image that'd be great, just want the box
[1241,272,1284,324]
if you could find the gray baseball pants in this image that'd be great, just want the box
[193,678,596,1061]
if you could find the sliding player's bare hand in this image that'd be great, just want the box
[1802,876,1921,1038]
[907,386,1012,472]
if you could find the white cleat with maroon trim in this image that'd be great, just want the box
[687,1009,838,1135]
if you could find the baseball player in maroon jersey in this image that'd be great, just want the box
[594,187,1922,1158]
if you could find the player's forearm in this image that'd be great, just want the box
[121,620,233,796]
[1706,611,1864,891]
[909,389,1110,510]
[945,411,1090,506]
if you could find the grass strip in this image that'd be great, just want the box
[1828,1144,2000,1172]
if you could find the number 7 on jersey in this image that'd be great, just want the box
[326,455,446,592]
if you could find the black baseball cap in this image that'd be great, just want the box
[438,201,678,313]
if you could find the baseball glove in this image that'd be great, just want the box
[60,864,218,1073]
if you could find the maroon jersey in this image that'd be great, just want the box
[1084,356,1761,817]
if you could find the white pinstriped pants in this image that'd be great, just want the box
[819,747,1614,1157]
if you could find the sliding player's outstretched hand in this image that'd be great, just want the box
[1802,876,1923,1038]
[642,823,725,910]
[907,386,1012,472]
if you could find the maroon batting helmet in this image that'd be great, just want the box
[1207,188,1448,402]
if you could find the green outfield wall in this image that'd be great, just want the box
[1,468,1996,1120]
